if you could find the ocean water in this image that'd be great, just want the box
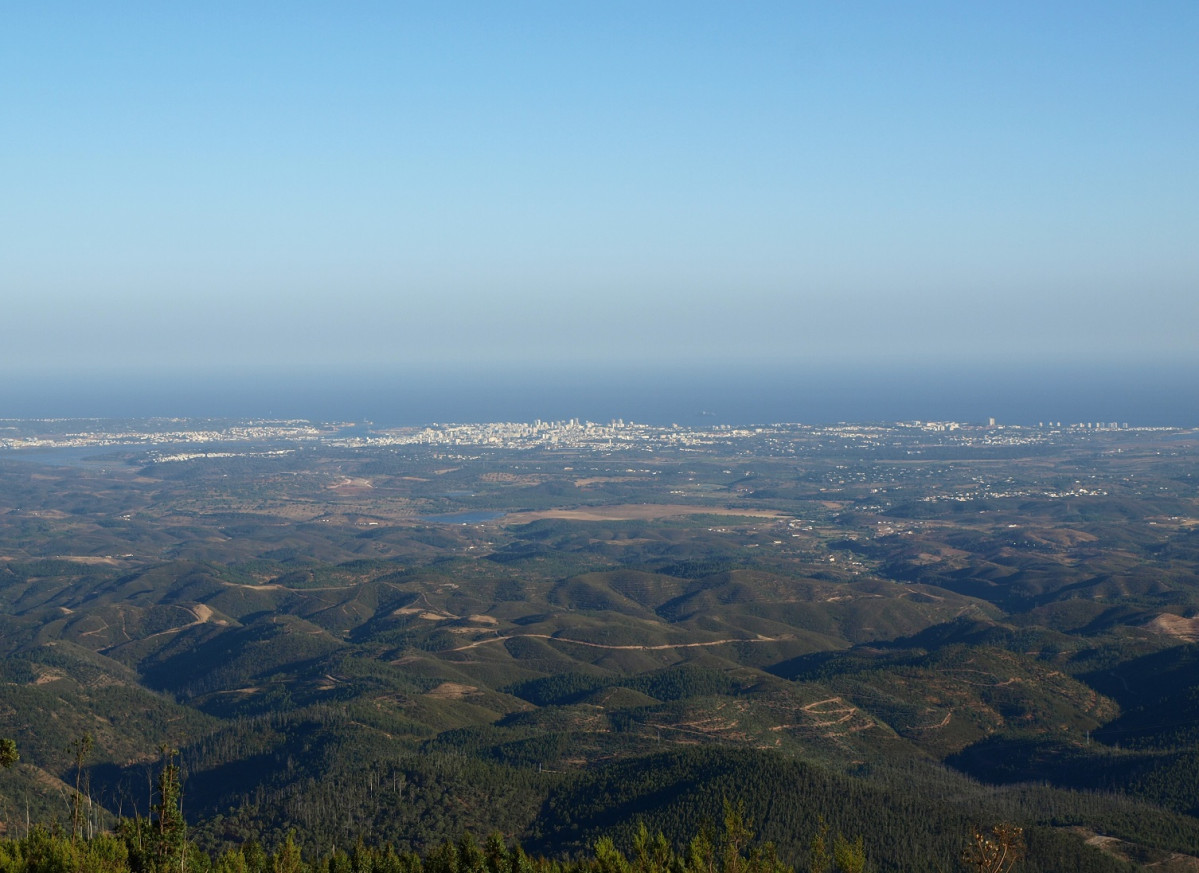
[1,362,1195,428]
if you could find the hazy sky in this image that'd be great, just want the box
[3,2,1196,377]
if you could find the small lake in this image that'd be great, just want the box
[0,446,134,468]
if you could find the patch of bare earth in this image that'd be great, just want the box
[17,506,70,518]
[425,682,480,700]
[1147,516,1199,530]
[778,696,878,735]
[573,477,643,487]
[392,602,459,622]
[328,476,374,492]
[448,633,776,653]
[1145,613,1199,643]
[135,603,225,641]
[1077,829,1199,871]
[481,472,543,485]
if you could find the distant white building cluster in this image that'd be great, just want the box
[336,419,739,452]
[0,421,327,452]
[339,418,1065,453]
[0,416,1176,456]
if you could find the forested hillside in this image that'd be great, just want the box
[3,421,1199,871]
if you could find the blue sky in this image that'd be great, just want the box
[3,2,1196,377]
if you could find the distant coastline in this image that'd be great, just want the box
[1,362,1195,429]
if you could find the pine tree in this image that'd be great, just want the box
[273,833,307,873]
[0,738,17,769]
[71,735,94,841]
[808,820,831,873]
[719,800,753,873]
[123,746,190,873]
[831,834,865,873]
[153,748,187,873]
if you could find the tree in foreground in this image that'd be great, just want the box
[808,819,866,873]
[961,824,1025,873]
[71,735,95,841]
[121,747,190,873]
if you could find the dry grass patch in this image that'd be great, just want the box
[48,555,122,565]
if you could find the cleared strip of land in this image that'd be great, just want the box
[449,633,778,653]
[503,504,787,523]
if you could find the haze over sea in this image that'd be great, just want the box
[3,363,1194,430]
[7,7,1196,436]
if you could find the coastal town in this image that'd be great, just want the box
[0,415,1162,457]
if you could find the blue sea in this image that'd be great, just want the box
[1,362,1195,428]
